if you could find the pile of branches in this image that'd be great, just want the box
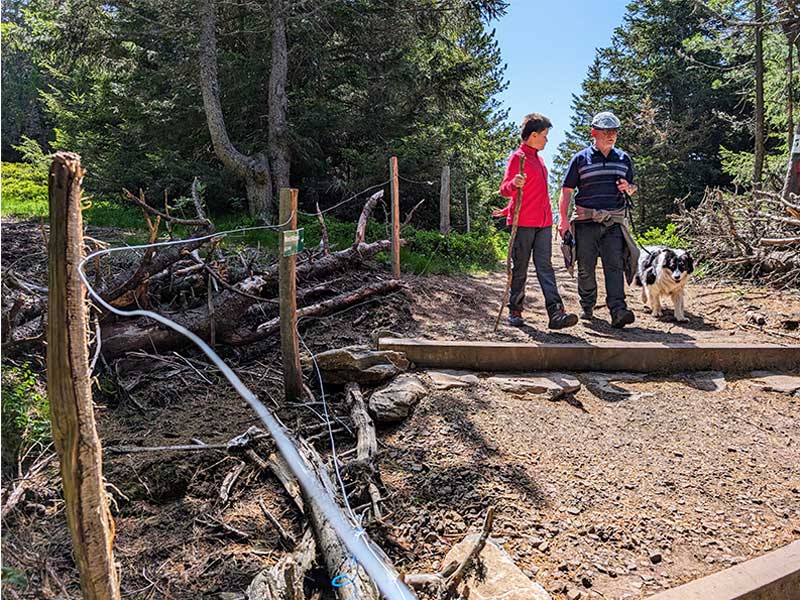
[673,187,800,289]
[2,186,409,360]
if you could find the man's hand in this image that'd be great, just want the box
[491,207,505,218]
[617,179,636,196]
[513,173,526,188]
[558,220,570,238]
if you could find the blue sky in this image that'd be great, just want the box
[491,1,630,164]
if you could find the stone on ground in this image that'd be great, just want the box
[748,371,800,396]
[442,533,551,600]
[369,375,426,422]
[427,370,480,390]
[308,346,409,384]
[487,373,581,400]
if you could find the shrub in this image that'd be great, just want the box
[635,222,688,249]
[1,363,50,475]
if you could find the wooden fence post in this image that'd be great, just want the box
[782,123,800,200]
[464,184,471,233]
[279,188,302,401]
[47,152,121,600]
[440,165,451,235]
[389,156,401,278]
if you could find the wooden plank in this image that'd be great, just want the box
[279,188,302,401]
[377,338,800,373]
[439,165,450,235]
[389,156,401,278]
[647,540,800,600]
[47,152,121,600]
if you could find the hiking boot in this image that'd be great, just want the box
[580,307,594,321]
[548,308,578,330]
[611,308,635,329]
[507,310,525,327]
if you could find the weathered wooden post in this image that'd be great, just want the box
[279,188,303,401]
[47,152,121,600]
[440,165,451,235]
[464,184,471,233]
[782,123,800,201]
[389,156,401,278]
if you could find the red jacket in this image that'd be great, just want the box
[498,144,553,227]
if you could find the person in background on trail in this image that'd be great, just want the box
[492,113,579,330]
[557,111,640,329]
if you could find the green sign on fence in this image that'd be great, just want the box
[282,228,304,257]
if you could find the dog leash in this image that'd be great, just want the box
[622,189,653,256]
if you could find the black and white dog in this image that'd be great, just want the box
[635,246,694,322]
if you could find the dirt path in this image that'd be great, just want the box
[399,239,800,346]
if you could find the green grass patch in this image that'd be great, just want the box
[1,363,50,475]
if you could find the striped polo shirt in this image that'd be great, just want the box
[561,145,634,210]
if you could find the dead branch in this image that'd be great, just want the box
[404,506,496,598]
[316,202,330,255]
[258,496,296,550]
[403,199,426,227]
[123,188,212,228]
[354,190,384,246]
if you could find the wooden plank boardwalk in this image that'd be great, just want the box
[378,338,800,373]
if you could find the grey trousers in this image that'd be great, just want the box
[574,220,628,314]
[508,226,563,315]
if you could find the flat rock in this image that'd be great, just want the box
[368,375,426,422]
[309,346,409,384]
[488,373,581,400]
[582,372,654,401]
[427,370,480,390]
[748,371,800,396]
[683,371,727,393]
[442,533,551,600]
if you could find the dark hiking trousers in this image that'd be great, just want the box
[508,226,564,315]
[574,220,628,315]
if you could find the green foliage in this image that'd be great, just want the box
[1,162,48,216]
[552,0,795,231]
[1,566,29,592]
[1,161,143,228]
[1,363,50,474]
[4,0,513,225]
[635,222,688,249]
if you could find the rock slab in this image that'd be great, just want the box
[427,370,480,390]
[309,346,409,384]
[441,533,551,600]
[369,375,426,422]
[488,373,581,400]
[748,371,800,396]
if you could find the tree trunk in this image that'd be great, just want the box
[268,0,291,208]
[753,0,765,185]
[198,0,273,222]
[440,165,451,235]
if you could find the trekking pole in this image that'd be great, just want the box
[493,155,525,331]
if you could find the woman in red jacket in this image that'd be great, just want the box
[493,113,578,329]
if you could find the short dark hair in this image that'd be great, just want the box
[520,113,552,140]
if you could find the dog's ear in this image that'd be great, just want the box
[685,253,694,274]
[644,268,657,285]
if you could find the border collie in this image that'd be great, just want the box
[635,246,694,322]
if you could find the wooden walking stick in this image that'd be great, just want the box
[493,155,526,331]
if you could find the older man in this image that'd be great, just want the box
[557,111,639,329]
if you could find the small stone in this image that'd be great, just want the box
[649,552,662,564]
[558,562,569,572]
[538,541,549,552]
[567,506,582,515]
[567,588,582,600]
[580,573,593,588]
[526,566,540,578]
